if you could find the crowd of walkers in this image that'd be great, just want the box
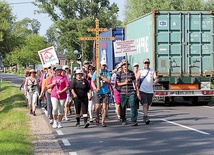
[20,58,158,129]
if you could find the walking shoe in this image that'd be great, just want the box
[132,122,138,126]
[89,118,93,123]
[58,124,63,128]
[84,123,90,128]
[64,116,69,121]
[30,109,33,114]
[122,121,128,125]
[76,122,80,127]
[52,123,57,129]
[44,110,48,116]
[32,111,36,116]
[49,119,53,124]
[143,116,150,124]
[95,118,99,125]
[102,123,107,127]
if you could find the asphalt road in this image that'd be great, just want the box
[2,73,214,155]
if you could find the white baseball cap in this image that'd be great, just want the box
[63,65,69,70]
[100,60,107,65]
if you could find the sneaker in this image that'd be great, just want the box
[64,116,69,121]
[89,118,93,123]
[143,116,150,124]
[132,122,138,126]
[49,119,53,124]
[44,110,48,116]
[84,123,90,128]
[52,123,57,129]
[58,124,63,128]
[76,122,80,127]
[102,123,107,127]
[62,116,65,121]
[30,109,33,114]
[32,111,36,116]
[122,121,128,125]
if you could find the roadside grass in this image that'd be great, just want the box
[0,81,33,155]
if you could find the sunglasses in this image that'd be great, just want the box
[88,69,94,70]
[144,62,150,64]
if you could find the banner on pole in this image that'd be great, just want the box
[38,46,59,66]
[113,40,137,57]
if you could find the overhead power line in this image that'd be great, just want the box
[8,1,34,5]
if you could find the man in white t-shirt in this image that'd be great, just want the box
[136,58,158,124]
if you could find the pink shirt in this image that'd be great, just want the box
[48,75,70,99]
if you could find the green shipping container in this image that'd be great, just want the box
[126,10,214,78]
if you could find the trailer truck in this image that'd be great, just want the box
[125,10,214,105]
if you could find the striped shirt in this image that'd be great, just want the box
[116,70,136,95]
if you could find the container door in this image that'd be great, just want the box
[156,12,184,76]
[185,13,213,76]
[156,11,213,77]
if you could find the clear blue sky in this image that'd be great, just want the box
[7,0,124,36]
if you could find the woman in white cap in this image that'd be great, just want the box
[47,65,70,129]
[24,69,39,116]
[71,69,91,128]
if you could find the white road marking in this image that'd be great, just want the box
[56,130,64,135]
[161,119,210,135]
[62,139,71,146]
[203,106,214,109]
[69,152,78,155]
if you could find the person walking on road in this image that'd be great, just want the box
[116,59,139,126]
[71,69,91,128]
[47,65,70,129]
[111,63,122,121]
[136,58,158,124]
[24,69,39,116]
[91,60,111,127]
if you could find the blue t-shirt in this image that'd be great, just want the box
[92,70,111,94]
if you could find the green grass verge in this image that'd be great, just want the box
[0,81,33,155]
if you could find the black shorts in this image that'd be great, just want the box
[140,91,153,105]
[94,93,110,104]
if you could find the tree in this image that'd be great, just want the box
[0,1,16,58]
[8,34,48,66]
[14,18,41,38]
[204,0,214,10]
[124,0,206,23]
[34,0,121,61]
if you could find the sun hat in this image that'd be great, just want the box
[75,69,83,74]
[132,63,139,67]
[100,60,107,65]
[55,65,62,70]
[143,58,150,63]
[63,65,69,70]
[121,59,130,66]
[29,69,36,73]
[83,60,91,65]
[116,63,122,70]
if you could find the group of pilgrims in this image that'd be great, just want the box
[20,58,158,128]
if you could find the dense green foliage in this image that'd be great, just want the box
[34,0,122,61]
[124,0,214,23]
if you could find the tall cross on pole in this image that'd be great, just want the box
[80,18,114,89]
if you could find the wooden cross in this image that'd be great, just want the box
[80,18,114,89]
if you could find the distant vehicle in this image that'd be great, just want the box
[125,10,214,105]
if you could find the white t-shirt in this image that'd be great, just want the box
[139,68,155,93]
